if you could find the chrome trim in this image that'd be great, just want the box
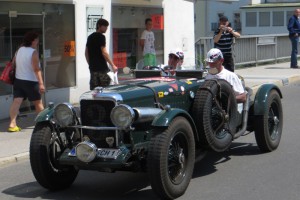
[80,91,123,102]
[70,125,134,131]
[94,93,123,103]
[133,107,162,123]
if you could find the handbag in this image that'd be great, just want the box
[0,60,15,85]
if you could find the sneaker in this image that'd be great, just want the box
[8,126,22,132]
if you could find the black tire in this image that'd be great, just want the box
[192,79,237,152]
[30,123,78,190]
[254,90,283,152]
[147,117,195,200]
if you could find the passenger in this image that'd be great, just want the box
[167,48,184,70]
[158,49,184,75]
[205,48,246,103]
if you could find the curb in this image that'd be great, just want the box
[0,152,29,167]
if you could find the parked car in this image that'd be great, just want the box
[29,68,283,200]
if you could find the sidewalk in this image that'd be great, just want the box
[0,61,299,167]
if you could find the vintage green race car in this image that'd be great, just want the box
[29,69,283,200]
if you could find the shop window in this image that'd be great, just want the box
[44,4,76,89]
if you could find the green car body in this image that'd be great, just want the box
[31,70,283,199]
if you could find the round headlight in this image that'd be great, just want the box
[110,104,135,128]
[76,141,97,163]
[53,103,75,127]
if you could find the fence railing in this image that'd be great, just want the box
[195,34,298,68]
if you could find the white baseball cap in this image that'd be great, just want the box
[169,48,184,60]
[205,48,223,63]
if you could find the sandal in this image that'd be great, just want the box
[8,126,22,132]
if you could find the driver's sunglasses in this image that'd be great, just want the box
[169,54,179,60]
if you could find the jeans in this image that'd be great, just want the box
[289,35,299,67]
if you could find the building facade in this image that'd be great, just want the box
[0,0,195,120]
[194,0,300,39]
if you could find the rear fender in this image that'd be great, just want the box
[253,84,282,115]
[151,108,199,142]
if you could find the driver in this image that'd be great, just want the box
[205,48,246,103]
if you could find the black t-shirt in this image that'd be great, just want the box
[86,32,108,72]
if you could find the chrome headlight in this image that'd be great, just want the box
[53,103,75,127]
[110,104,135,128]
[76,141,97,163]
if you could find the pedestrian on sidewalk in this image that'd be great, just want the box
[8,31,45,132]
[213,16,240,72]
[287,8,300,69]
[85,18,118,90]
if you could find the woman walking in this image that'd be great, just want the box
[8,31,45,132]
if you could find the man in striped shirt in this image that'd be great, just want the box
[213,16,240,72]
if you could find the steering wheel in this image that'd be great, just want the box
[142,66,162,70]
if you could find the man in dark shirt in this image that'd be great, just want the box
[213,16,240,72]
[85,18,118,90]
[287,9,300,69]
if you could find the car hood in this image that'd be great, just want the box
[80,77,203,108]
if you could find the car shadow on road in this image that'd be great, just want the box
[2,142,261,200]
[2,170,159,200]
[192,142,261,178]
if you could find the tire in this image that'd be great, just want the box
[147,117,195,200]
[30,123,78,190]
[192,79,237,152]
[254,90,283,152]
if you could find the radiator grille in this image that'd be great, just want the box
[80,100,116,147]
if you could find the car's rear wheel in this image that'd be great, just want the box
[30,123,78,190]
[254,90,283,152]
[147,117,195,200]
[192,79,237,152]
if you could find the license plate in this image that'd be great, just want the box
[97,148,121,159]
[68,148,121,159]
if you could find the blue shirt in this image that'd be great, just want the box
[287,15,300,36]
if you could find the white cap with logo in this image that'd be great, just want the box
[205,48,223,63]
[169,48,184,60]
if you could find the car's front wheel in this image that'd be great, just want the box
[30,123,78,190]
[147,117,195,200]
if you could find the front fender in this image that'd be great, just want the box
[151,108,199,141]
[253,84,282,115]
[35,106,55,122]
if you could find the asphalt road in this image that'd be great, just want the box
[1,82,300,200]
